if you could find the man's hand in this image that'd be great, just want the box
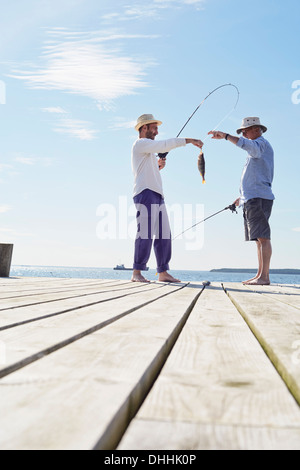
[186,138,204,148]
[158,158,166,171]
[208,130,226,139]
[208,130,239,145]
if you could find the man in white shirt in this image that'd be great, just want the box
[131,114,203,283]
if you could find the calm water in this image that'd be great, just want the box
[10,265,300,286]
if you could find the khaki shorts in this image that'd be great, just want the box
[243,198,273,241]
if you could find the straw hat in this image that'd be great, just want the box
[135,114,162,131]
[236,117,267,134]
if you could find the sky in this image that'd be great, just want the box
[0,0,299,272]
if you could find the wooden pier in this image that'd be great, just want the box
[0,276,299,450]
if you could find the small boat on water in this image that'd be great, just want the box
[113,264,132,271]
[113,264,149,271]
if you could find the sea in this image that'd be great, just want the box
[9,265,300,286]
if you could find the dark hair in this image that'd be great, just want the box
[139,124,150,136]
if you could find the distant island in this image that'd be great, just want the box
[210,268,300,275]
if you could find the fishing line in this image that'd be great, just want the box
[177,83,240,139]
[159,83,240,158]
[173,203,237,241]
[158,84,240,239]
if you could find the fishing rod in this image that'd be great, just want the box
[158,83,240,159]
[173,202,238,241]
[158,84,240,239]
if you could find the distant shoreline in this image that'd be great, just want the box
[210,268,300,275]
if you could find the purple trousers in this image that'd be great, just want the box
[133,189,172,273]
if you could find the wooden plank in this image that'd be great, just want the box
[0,282,174,371]
[0,283,202,450]
[0,282,130,303]
[0,280,139,311]
[223,283,300,406]
[119,284,300,450]
[0,277,116,287]
[0,276,103,286]
[0,282,162,330]
[244,283,300,310]
[0,277,123,292]
[0,279,119,298]
[118,421,300,451]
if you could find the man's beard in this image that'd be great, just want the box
[145,130,155,140]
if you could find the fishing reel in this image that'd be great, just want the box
[157,152,168,160]
[226,203,238,214]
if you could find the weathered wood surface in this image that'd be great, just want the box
[119,283,300,450]
[0,277,299,450]
[224,283,300,409]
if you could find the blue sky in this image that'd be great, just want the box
[0,0,299,271]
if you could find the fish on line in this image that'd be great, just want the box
[198,150,206,184]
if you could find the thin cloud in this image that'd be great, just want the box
[154,0,205,5]
[15,155,53,166]
[109,118,137,130]
[54,118,97,141]
[0,205,11,214]
[101,0,206,22]
[15,157,36,165]
[179,0,205,5]
[293,227,300,232]
[42,106,67,114]
[9,29,155,110]
[0,163,14,172]
[42,106,97,140]
[0,228,34,239]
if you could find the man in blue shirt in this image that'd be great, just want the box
[208,117,275,285]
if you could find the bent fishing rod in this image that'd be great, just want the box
[158,83,240,159]
[173,202,238,241]
[158,83,240,239]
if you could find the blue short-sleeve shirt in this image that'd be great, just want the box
[237,136,275,203]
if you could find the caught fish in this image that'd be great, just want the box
[197,150,206,184]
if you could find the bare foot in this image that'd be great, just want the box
[158,271,181,283]
[131,270,150,283]
[247,278,270,286]
[242,276,259,285]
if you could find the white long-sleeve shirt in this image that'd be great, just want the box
[131,137,186,197]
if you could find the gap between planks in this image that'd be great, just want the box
[118,283,300,451]
[0,281,205,450]
[93,284,205,450]
[222,283,300,408]
[0,282,191,381]
[0,282,166,331]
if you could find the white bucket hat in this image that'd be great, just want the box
[236,117,267,134]
[135,114,162,131]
